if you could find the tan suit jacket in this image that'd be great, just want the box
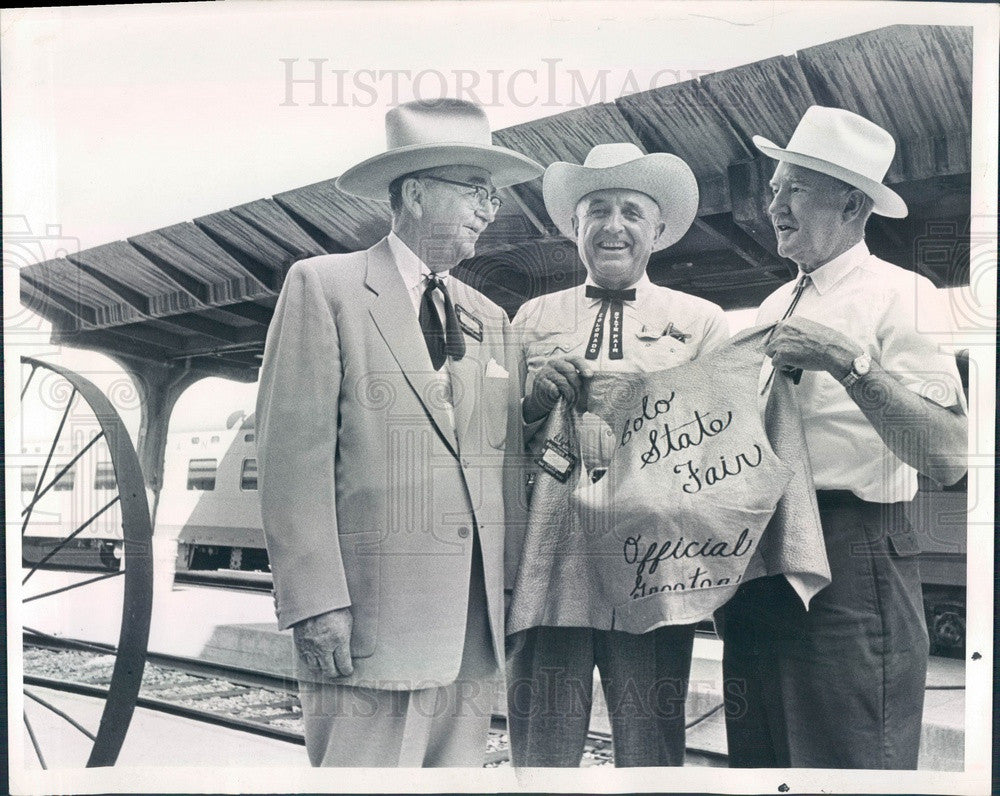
[256,237,523,689]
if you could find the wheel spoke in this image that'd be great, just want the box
[21,363,39,401]
[24,689,97,741]
[21,432,104,522]
[23,712,48,770]
[20,387,77,533]
[24,569,125,603]
[23,496,121,585]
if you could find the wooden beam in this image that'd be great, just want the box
[67,257,152,314]
[691,218,783,274]
[127,237,212,304]
[502,188,548,236]
[213,300,276,327]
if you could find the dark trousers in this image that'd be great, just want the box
[717,491,929,769]
[506,624,696,767]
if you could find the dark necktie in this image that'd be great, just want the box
[761,273,811,392]
[419,275,466,371]
[584,285,636,360]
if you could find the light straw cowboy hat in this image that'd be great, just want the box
[336,99,543,199]
[542,143,699,251]
[753,105,908,218]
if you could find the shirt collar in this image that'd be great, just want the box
[583,272,652,305]
[802,239,868,295]
[387,231,449,293]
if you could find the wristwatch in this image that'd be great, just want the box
[840,352,872,388]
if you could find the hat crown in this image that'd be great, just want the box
[385,99,493,150]
[784,106,896,183]
[581,142,647,170]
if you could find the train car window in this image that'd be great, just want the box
[94,461,117,490]
[187,458,218,491]
[240,458,258,490]
[191,436,200,444]
[21,466,39,492]
[211,435,220,443]
[52,466,76,491]
[244,433,255,443]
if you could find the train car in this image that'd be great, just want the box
[165,413,270,576]
[20,429,126,572]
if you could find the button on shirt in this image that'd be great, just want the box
[514,275,729,471]
[755,240,965,503]
[386,231,456,427]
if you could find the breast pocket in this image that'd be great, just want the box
[633,330,692,369]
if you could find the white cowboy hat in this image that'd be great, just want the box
[542,143,699,252]
[336,99,543,200]
[753,105,908,218]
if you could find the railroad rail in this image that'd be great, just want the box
[23,634,730,767]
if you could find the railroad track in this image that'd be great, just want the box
[23,635,648,766]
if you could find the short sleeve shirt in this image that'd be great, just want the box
[755,240,965,503]
[513,274,730,471]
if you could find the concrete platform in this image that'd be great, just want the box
[199,623,966,770]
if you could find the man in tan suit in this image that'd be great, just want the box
[256,99,542,766]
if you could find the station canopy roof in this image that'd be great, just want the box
[20,24,973,382]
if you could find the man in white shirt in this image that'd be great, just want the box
[506,143,729,766]
[717,106,967,769]
[256,98,541,766]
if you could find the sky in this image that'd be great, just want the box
[3,0,997,437]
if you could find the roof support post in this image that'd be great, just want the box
[110,358,205,527]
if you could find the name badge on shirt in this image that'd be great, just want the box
[455,304,484,342]
[536,436,578,483]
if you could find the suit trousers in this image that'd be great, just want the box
[506,623,696,767]
[717,491,929,768]
[299,533,499,767]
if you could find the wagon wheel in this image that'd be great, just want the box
[19,356,153,768]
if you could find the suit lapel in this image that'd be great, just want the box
[365,239,460,456]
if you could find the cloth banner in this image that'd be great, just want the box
[506,325,831,635]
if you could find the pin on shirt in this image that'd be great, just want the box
[455,304,484,342]
[664,322,691,343]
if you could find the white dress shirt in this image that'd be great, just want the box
[386,231,456,427]
[756,240,965,503]
[514,274,730,471]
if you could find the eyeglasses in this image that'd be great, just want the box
[420,175,503,212]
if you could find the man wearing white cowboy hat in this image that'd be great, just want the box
[256,98,542,766]
[717,105,967,768]
[506,142,729,766]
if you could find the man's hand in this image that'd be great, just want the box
[292,607,354,678]
[523,355,594,423]
[765,316,862,378]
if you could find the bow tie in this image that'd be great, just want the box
[584,285,636,360]
[585,285,637,302]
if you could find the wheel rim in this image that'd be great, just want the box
[20,356,154,767]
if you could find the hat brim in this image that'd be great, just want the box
[335,143,543,200]
[753,135,908,218]
[542,153,699,252]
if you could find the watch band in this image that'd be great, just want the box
[840,353,871,389]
